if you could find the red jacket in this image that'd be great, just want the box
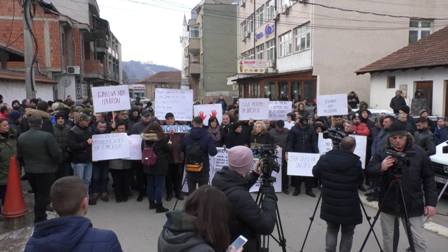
[355,123,370,136]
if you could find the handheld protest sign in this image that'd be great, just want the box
[194,104,223,126]
[316,94,348,117]
[239,98,270,120]
[91,85,131,113]
[155,88,193,121]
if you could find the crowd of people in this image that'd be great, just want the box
[0,89,444,251]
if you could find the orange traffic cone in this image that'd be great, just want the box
[1,155,27,218]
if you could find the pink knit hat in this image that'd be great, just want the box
[228,146,254,175]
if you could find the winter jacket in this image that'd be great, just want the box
[286,125,318,153]
[269,128,289,150]
[53,124,71,162]
[411,97,428,116]
[414,129,436,155]
[167,132,184,164]
[17,128,62,174]
[208,126,222,146]
[224,131,250,148]
[389,95,407,114]
[220,123,233,146]
[20,108,54,135]
[182,127,217,173]
[0,131,16,185]
[109,159,131,170]
[143,136,170,176]
[212,167,276,252]
[367,135,437,217]
[67,125,93,163]
[128,120,153,135]
[313,149,363,225]
[354,123,370,136]
[24,216,122,252]
[435,126,448,144]
[158,211,215,252]
[347,94,360,109]
[371,129,389,156]
[250,132,273,147]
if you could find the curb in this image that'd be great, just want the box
[359,194,448,238]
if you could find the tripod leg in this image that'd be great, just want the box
[274,203,287,252]
[172,178,187,211]
[397,180,416,252]
[359,200,384,252]
[299,193,322,252]
[359,204,383,252]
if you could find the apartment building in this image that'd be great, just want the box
[183,0,238,102]
[235,0,448,104]
[0,0,122,102]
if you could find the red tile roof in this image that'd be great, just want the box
[357,26,448,74]
[0,69,56,84]
[138,71,181,84]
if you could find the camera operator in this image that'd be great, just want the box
[212,146,277,252]
[313,136,363,252]
[367,122,437,252]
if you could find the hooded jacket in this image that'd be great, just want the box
[158,211,214,252]
[24,216,122,252]
[313,149,363,225]
[182,127,217,173]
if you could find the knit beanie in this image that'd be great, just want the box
[228,146,254,175]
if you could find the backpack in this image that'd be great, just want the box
[185,138,204,172]
[142,143,158,167]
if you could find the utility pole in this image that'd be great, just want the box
[23,0,36,99]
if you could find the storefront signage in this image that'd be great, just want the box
[238,59,269,74]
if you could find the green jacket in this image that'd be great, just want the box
[17,128,62,174]
[0,130,16,185]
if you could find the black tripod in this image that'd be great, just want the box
[299,190,383,252]
[359,176,416,252]
[255,177,287,252]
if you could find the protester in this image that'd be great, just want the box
[0,118,16,212]
[142,122,170,213]
[398,105,416,134]
[411,89,428,116]
[434,117,448,144]
[182,117,217,193]
[212,146,276,251]
[286,117,318,197]
[217,95,227,112]
[313,136,363,252]
[158,185,240,252]
[347,91,360,109]
[24,176,123,252]
[53,112,72,178]
[17,113,62,223]
[220,112,233,146]
[164,112,185,201]
[20,101,54,134]
[367,121,437,252]
[269,120,290,194]
[224,121,250,148]
[414,118,436,156]
[250,120,273,148]
[109,122,132,202]
[389,90,407,114]
[67,113,93,193]
[208,116,222,146]
[90,121,110,205]
[419,109,435,132]
[285,112,296,130]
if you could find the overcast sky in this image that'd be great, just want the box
[97,0,201,69]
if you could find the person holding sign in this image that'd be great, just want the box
[312,137,363,252]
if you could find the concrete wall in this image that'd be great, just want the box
[370,67,448,116]
[1,81,54,104]
[312,0,448,103]
[51,0,91,25]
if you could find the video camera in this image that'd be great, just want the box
[252,144,280,183]
[322,128,346,147]
[385,149,416,176]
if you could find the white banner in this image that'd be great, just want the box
[91,85,131,113]
[269,101,293,121]
[318,133,333,154]
[317,133,367,168]
[316,94,348,117]
[126,135,143,160]
[155,88,193,121]
[92,133,130,161]
[287,152,321,177]
[249,146,283,193]
[194,104,223,126]
[209,147,229,183]
[239,98,270,120]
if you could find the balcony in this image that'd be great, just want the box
[188,37,200,55]
[189,62,201,75]
[84,60,104,79]
[95,39,108,53]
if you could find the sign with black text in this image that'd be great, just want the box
[239,98,270,120]
[316,94,347,117]
[91,85,131,113]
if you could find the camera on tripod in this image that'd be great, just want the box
[322,128,346,147]
[385,149,415,176]
[252,144,280,182]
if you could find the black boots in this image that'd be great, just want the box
[149,200,168,213]
[149,200,156,209]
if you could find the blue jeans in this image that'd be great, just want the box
[146,175,165,204]
[72,163,92,192]
[91,163,109,194]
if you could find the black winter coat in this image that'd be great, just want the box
[224,131,250,148]
[286,125,317,153]
[367,136,437,217]
[250,132,273,147]
[143,136,170,176]
[389,95,407,114]
[182,128,217,173]
[313,150,363,225]
[67,125,92,163]
[212,167,276,252]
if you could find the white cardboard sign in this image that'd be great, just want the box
[239,98,270,120]
[317,94,348,117]
[92,133,130,161]
[317,133,367,168]
[287,152,321,177]
[91,85,131,113]
[126,135,143,160]
[194,104,223,126]
[155,88,193,121]
[269,101,293,121]
[318,133,333,154]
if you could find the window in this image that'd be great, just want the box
[248,14,254,33]
[387,76,396,89]
[266,39,275,61]
[241,20,247,40]
[256,44,264,59]
[409,19,432,44]
[190,27,200,38]
[293,23,311,52]
[278,31,292,57]
[243,49,255,59]
[256,5,265,28]
[266,1,275,21]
